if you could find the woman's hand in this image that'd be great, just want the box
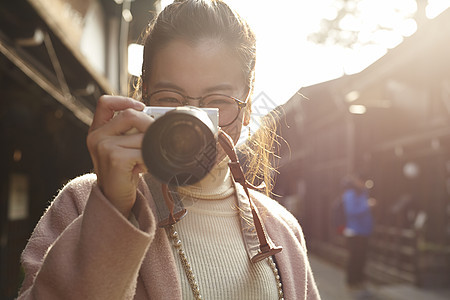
[87,95,153,217]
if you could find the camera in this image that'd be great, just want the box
[141,106,219,186]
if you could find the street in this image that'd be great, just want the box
[309,254,450,300]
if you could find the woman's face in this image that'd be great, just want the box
[145,39,250,161]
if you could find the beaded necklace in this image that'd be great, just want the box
[167,224,284,300]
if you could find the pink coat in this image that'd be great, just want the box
[18,174,320,299]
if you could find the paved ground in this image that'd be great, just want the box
[309,254,450,300]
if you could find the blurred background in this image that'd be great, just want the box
[1,0,450,299]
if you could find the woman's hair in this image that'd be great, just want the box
[133,0,279,196]
[139,0,256,98]
[238,110,281,196]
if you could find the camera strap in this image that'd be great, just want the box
[143,173,187,227]
[217,129,282,262]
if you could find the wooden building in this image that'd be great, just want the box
[0,0,158,298]
[274,8,450,287]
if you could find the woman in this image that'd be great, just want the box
[18,1,320,299]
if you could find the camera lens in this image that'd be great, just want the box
[162,123,202,162]
[142,107,217,186]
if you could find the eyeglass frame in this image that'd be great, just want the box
[147,89,249,127]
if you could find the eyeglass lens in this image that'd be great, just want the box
[149,91,240,126]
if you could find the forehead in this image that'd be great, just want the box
[147,39,245,94]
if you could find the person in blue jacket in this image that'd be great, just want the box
[342,174,374,289]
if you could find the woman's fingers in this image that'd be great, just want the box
[97,145,145,175]
[88,132,148,173]
[89,95,145,133]
[107,108,153,136]
[86,94,152,217]
[93,135,148,210]
[95,146,146,216]
[91,132,143,152]
[114,133,146,149]
[91,108,153,140]
[87,109,152,154]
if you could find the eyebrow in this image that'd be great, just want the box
[152,82,235,94]
[203,84,235,94]
[152,82,186,92]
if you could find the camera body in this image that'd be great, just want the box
[141,106,219,186]
[143,106,219,131]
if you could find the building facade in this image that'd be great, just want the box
[0,0,158,298]
[275,8,450,287]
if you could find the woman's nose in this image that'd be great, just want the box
[184,97,201,107]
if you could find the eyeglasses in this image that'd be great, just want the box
[148,90,248,127]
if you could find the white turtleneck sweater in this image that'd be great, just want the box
[173,159,279,299]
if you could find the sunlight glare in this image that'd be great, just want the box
[129,0,446,108]
[343,45,387,75]
[160,0,173,10]
[128,43,143,77]
[356,0,417,43]
[398,18,418,37]
[373,30,404,49]
[427,0,450,19]
[323,5,339,21]
[349,105,367,114]
[339,14,360,31]
[225,0,346,103]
